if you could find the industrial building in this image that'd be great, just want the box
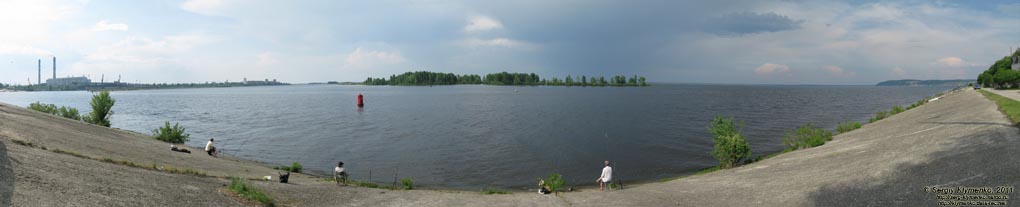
[46,76,91,86]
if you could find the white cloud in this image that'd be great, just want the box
[935,57,964,67]
[462,38,535,49]
[344,47,404,68]
[825,65,855,77]
[70,34,218,80]
[0,0,80,53]
[892,67,907,76]
[463,15,503,32]
[0,44,52,56]
[91,20,128,31]
[754,63,790,75]
[181,0,230,16]
[854,3,905,21]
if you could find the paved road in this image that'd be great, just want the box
[985,88,1020,101]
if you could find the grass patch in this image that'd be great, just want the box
[228,176,275,207]
[889,105,905,115]
[695,166,720,175]
[836,121,862,134]
[907,97,930,110]
[348,180,399,190]
[273,162,303,173]
[10,139,35,147]
[782,123,833,151]
[18,141,212,178]
[869,111,890,123]
[978,89,1020,124]
[50,148,90,159]
[481,188,511,195]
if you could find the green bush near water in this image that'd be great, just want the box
[274,162,303,173]
[869,111,890,123]
[82,90,115,127]
[707,116,751,169]
[401,178,414,190]
[907,97,929,110]
[152,121,189,144]
[228,176,275,207]
[28,102,57,114]
[836,121,862,133]
[544,173,565,192]
[782,124,833,150]
[28,102,81,120]
[890,105,905,115]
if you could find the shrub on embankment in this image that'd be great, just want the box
[708,116,751,169]
[870,99,925,123]
[782,124,833,150]
[83,90,115,127]
[273,162,303,173]
[401,178,414,190]
[228,176,275,206]
[978,90,1020,124]
[836,121,862,133]
[544,173,565,192]
[152,121,189,144]
[28,102,81,120]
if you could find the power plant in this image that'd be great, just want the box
[14,56,285,90]
[43,56,91,87]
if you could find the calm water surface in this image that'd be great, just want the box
[0,84,952,189]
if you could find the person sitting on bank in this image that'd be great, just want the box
[205,138,217,156]
[170,144,190,153]
[595,160,613,191]
[537,179,552,194]
[334,161,348,186]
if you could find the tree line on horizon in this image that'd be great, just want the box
[977,50,1020,88]
[363,71,647,87]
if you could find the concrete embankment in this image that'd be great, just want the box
[1,89,1017,206]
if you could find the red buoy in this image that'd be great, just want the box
[357,93,364,107]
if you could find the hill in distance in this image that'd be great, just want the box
[876,79,975,86]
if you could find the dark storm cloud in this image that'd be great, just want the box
[702,12,804,35]
[446,1,770,76]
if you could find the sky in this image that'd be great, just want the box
[1,0,1019,85]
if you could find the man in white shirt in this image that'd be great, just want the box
[205,138,216,156]
[595,160,612,191]
[334,161,348,186]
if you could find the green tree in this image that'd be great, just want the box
[83,90,115,127]
[708,116,751,168]
[565,75,574,86]
[581,75,587,86]
[152,121,190,144]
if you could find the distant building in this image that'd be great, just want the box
[47,76,91,86]
[243,78,281,85]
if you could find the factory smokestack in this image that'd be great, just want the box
[52,57,56,80]
[37,59,41,84]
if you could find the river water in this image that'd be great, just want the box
[0,84,952,189]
